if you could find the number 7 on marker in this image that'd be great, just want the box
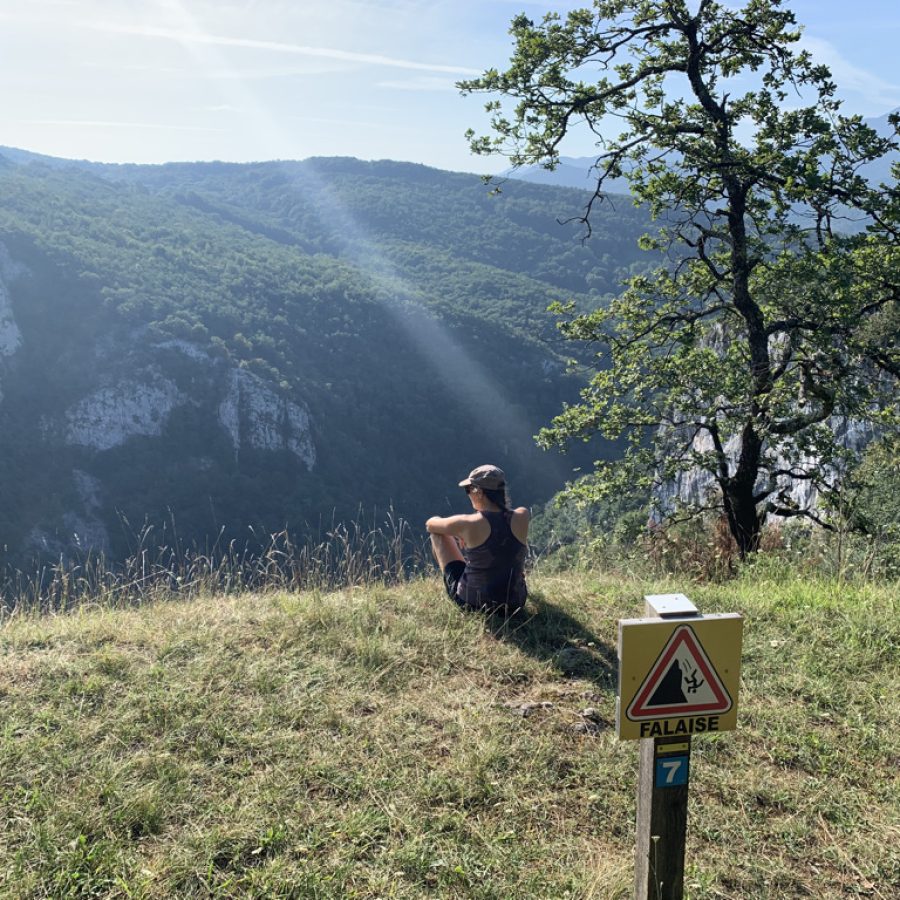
[660,760,682,783]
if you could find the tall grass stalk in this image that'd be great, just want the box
[0,511,428,618]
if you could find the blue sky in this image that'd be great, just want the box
[1,0,897,172]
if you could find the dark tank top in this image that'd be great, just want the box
[458,510,527,611]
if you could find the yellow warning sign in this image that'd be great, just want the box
[617,614,742,741]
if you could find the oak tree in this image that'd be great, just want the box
[461,0,899,555]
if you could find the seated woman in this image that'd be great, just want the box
[426,464,529,613]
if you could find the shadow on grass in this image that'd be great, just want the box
[485,591,618,692]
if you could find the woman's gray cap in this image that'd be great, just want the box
[458,465,506,490]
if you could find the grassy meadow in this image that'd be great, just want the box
[0,565,897,898]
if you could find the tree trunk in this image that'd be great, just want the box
[722,423,764,558]
[722,481,761,558]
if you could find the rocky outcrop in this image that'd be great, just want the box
[0,277,22,359]
[68,469,110,552]
[25,470,111,557]
[52,342,316,467]
[15,332,317,557]
[63,371,186,451]
[0,244,25,403]
[653,416,878,520]
[218,368,315,468]
[652,319,883,523]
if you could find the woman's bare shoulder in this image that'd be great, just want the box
[426,511,482,534]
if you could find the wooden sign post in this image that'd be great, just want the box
[617,594,743,900]
[635,733,692,900]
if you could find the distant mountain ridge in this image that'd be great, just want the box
[0,150,653,565]
[502,156,632,195]
[505,110,898,193]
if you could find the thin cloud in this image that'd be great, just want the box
[802,35,900,112]
[203,64,348,80]
[283,113,410,131]
[377,76,458,92]
[80,61,346,81]
[24,119,225,132]
[79,62,187,75]
[86,21,480,77]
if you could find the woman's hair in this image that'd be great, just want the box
[482,486,510,512]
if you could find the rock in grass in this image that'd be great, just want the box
[504,700,555,718]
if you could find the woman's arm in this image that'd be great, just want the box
[511,507,530,544]
[425,514,468,536]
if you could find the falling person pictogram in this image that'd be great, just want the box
[684,665,705,694]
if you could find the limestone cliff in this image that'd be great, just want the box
[0,275,318,558]
[218,368,316,468]
[0,245,25,403]
[62,371,187,451]
[653,417,877,523]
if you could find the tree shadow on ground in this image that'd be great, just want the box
[485,591,618,693]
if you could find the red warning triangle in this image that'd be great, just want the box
[626,624,732,720]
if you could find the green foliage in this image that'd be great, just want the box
[529,483,647,556]
[0,155,655,564]
[827,434,900,576]
[843,435,900,539]
[462,0,899,556]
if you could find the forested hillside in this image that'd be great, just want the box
[0,151,651,565]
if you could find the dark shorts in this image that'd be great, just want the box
[443,560,466,603]
[442,560,525,615]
